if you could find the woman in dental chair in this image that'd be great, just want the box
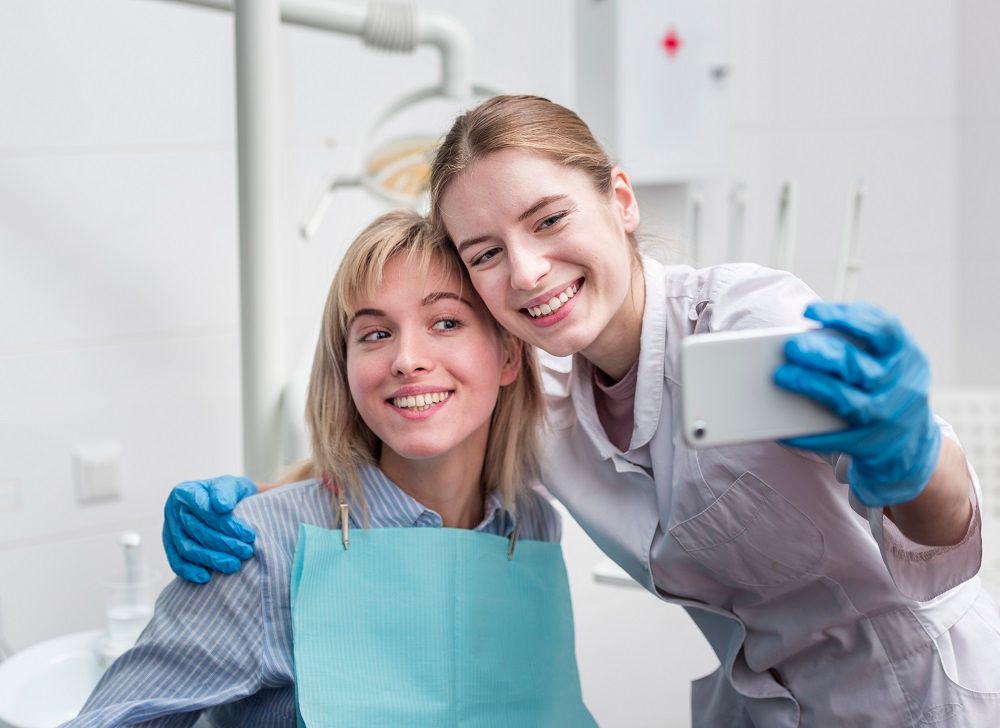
[63,210,596,728]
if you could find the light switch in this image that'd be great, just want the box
[74,443,122,505]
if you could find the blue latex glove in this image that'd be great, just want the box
[162,475,259,584]
[774,301,941,508]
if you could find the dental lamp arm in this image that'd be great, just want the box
[164,0,473,97]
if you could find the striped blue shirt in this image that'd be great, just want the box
[63,466,561,728]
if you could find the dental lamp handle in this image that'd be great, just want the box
[301,175,362,240]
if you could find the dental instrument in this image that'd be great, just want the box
[771,180,797,272]
[686,185,704,266]
[834,178,866,299]
[726,181,746,262]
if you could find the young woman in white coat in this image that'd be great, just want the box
[164,96,999,727]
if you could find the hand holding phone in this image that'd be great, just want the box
[680,325,846,448]
[681,300,940,508]
[773,302,941,506]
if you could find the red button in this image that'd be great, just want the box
[662,28,682,58]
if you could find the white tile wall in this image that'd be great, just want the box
[955,0,1000,123]
[773,0,953,127]
[0,151,239,349]
[957,1,1000,386]
[0,0,234,151]
[956,124,1000,257]
[953,246,1000,385]
[0,333,242,548]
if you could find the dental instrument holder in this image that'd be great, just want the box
[98,531,156,667]
[301,83,501,239]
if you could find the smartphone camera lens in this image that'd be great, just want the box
[693,421,706,439]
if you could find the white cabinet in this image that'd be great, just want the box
[576,0,729,184]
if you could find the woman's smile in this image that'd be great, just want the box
[520,278,584,327]
[387,388,453,418]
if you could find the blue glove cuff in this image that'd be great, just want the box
[849,423,942,508]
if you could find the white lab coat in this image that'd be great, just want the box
[540,257,999,727]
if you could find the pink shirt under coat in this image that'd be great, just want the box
[592,360,640,454]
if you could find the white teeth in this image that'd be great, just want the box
[393,391,450,409]
[525,283,579,318]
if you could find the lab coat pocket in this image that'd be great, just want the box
[926,584,1000,694]
[869,594,1000,724]
[669,471,824,587]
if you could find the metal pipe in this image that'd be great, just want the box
[168,0,473,96]
[235,0,284,480]
[417,12,473,97]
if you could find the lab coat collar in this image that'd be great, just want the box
[630,256,668,448]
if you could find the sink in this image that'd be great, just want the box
[0,630,106,728]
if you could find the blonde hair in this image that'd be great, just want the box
[283,209,544,518]
[429,95,635,247]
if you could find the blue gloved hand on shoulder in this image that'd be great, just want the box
[163,475,259,584]
[774,301,941,508]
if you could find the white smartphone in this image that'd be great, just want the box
[680,325,846,448]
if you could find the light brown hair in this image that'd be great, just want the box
[283,209,544,517]
[429,94,636,249]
